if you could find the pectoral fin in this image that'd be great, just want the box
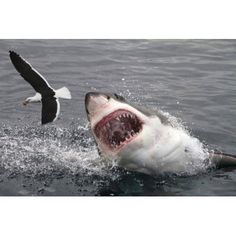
[210,152,236,168]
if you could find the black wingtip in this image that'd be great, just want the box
[9,50,17,56]
[9,50,20,62]
[9,50,31,74]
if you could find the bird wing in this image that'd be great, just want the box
[9,51,54,94]
[41,96,60,125]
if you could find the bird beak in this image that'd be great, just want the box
[23,100,28,106]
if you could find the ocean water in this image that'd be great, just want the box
[0,39,236,196]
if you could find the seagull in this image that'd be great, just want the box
[9,51,72,125]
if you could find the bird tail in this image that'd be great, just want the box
[55,87,72,99]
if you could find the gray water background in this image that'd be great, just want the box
[0,39,236,196]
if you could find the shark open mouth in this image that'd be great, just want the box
[94,109,143,150]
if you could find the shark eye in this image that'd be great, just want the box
[114,93,125,101]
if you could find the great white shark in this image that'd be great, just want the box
[85,92,236,176]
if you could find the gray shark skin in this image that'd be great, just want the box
[85,92,236,175]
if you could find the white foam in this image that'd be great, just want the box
[158,110,210,174]
[0,124,114,178]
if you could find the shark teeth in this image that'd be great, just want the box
[94,110,143,150]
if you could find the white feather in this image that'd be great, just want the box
[26,92,42,103]
[53,99,60,122]
[55,87,71,99]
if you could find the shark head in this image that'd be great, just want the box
[85,92,165,173]
[85,92,208,175]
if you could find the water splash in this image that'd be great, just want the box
[158,109,210,175]
[0,122,127,195]
[0,123,117,178]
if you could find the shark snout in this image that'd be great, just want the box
[85,92,109,116]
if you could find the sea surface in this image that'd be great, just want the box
[0,39,236,196]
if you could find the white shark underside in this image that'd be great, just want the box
[85,92,236,176]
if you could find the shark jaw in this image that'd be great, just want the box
[85,92,151,155]
[94,109,143,151]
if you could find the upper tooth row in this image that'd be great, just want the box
[117,113,134,119]
[101,114,135,130]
